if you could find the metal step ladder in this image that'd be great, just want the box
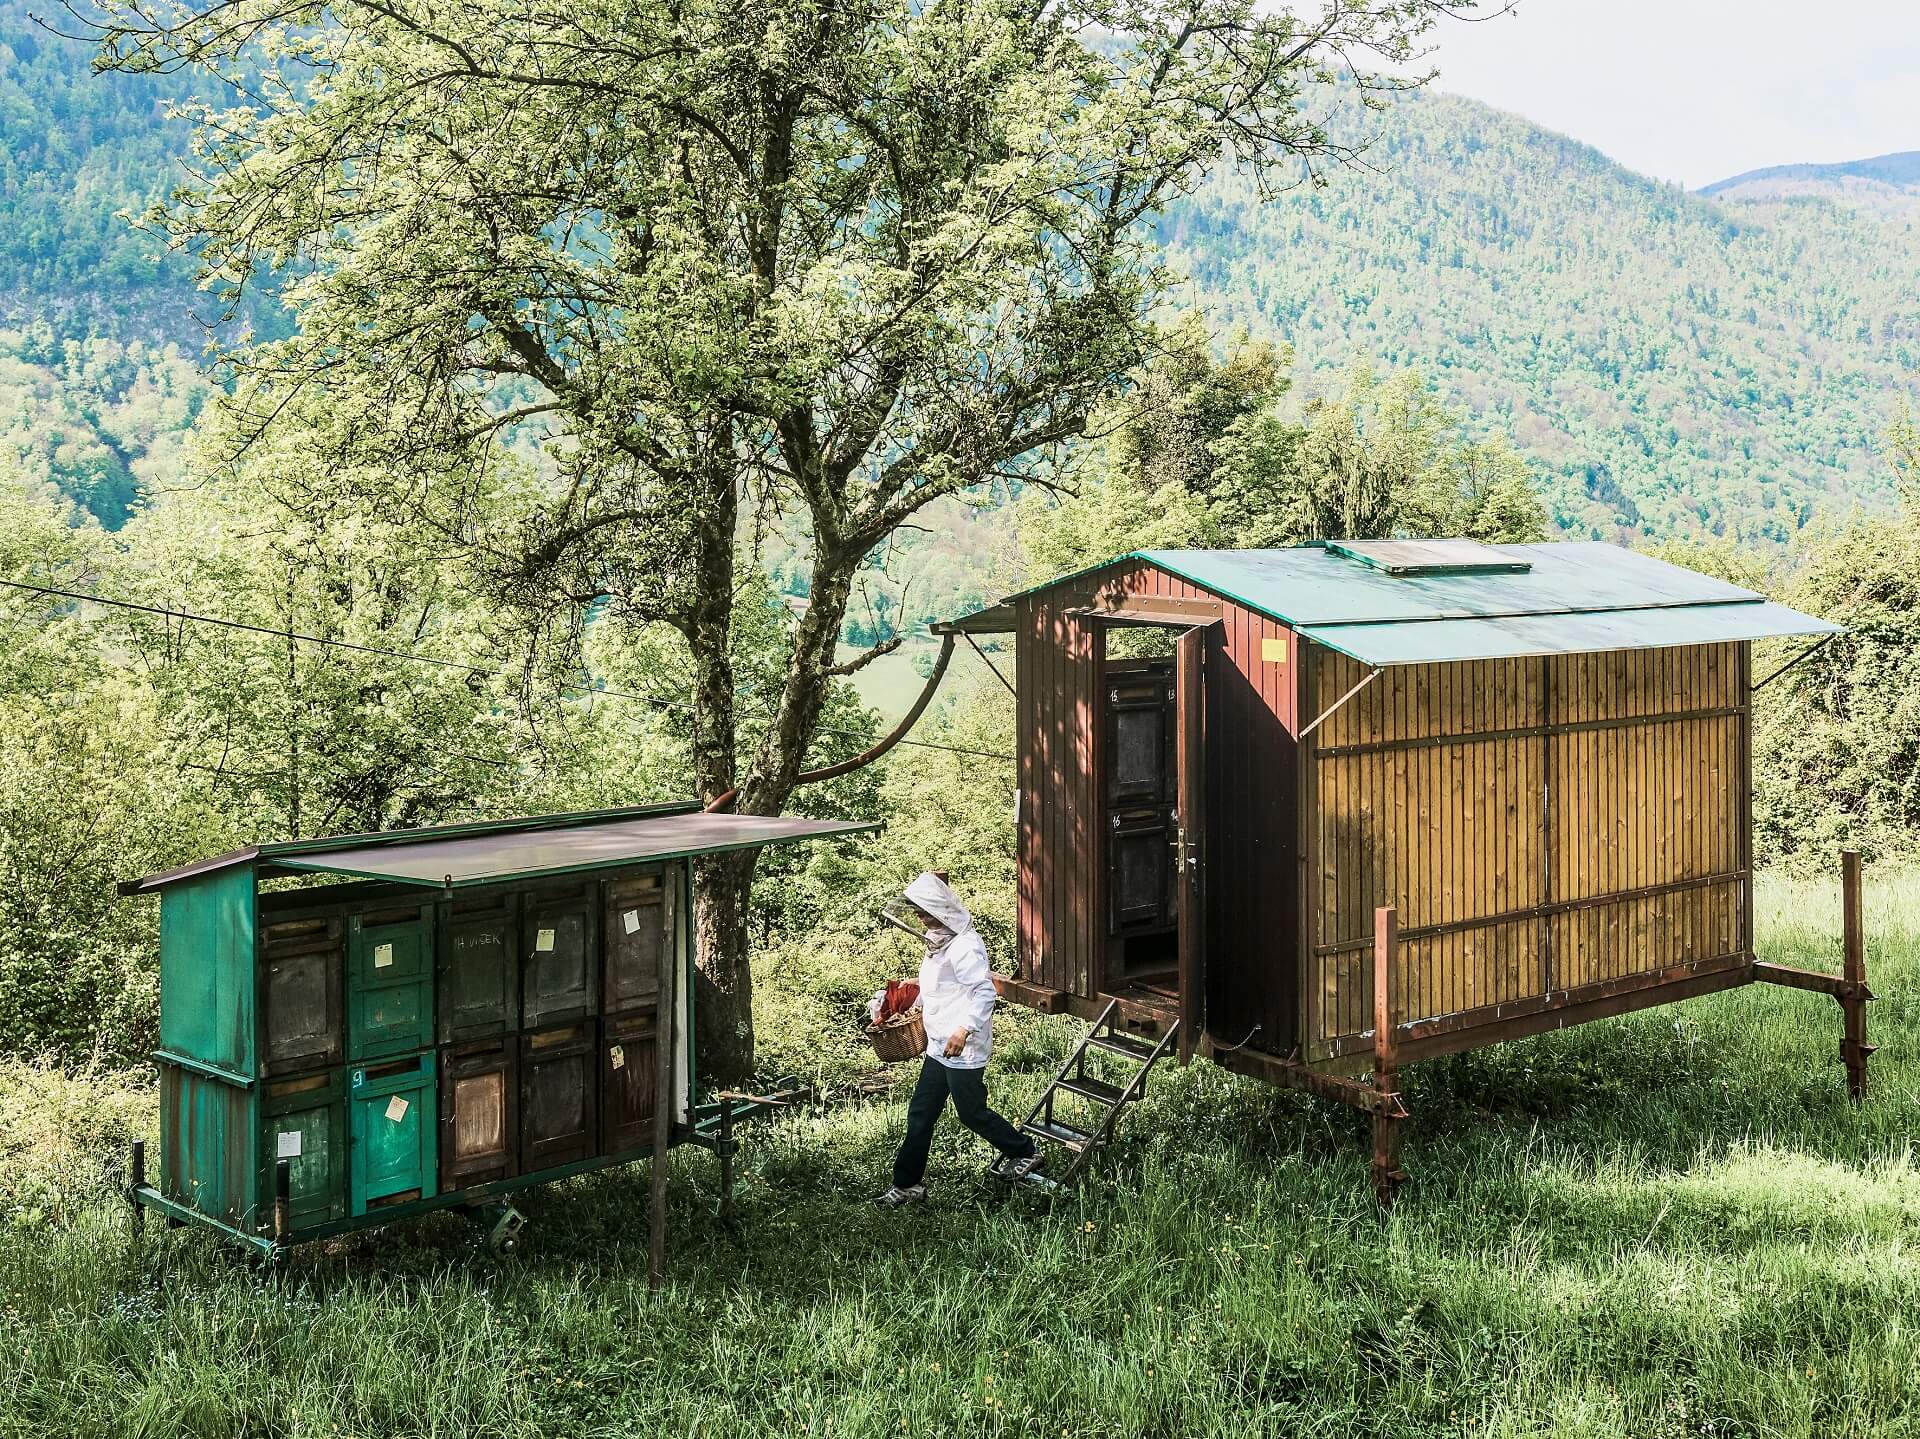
[1015,1000,1178,1191]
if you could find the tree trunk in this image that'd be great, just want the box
[691,847,757,1085]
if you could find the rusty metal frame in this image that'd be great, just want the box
[1751,847,1874,1099]
[1312,869,1750,958]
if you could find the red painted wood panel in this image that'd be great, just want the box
[1014,559,1301,1054]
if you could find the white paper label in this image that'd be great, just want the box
[621,909,641,936]
[276,1130,303,1159]
[374,942,394,969]
[536,928,557,953]
[385,1095,409,1123]
[610,1044,626,1070]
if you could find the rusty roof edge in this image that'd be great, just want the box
[276,817,886,889]
[1301,594,1795,630]
[118,799,706,897]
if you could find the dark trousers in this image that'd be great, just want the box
[891,1057,1035,1188]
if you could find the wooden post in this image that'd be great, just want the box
[1371,907,1407,1207]
[648,896,678,1292]
[1841,848,1873,1102]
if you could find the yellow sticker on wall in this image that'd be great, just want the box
[1261,636,1289,665]
[610,1044,626,1071]
[536,928,557,953]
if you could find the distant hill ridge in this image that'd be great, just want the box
[1700,151,1920,196]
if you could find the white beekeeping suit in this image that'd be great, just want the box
[904,871,996,1068]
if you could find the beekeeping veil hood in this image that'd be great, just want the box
[904,872,972,937]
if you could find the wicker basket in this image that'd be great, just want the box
[865,1007,927,1064]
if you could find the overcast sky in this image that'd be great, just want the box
[1418,0,1920,189]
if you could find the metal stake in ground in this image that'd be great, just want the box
[1841,848,1875,1101]
[1371,907,1408,1208]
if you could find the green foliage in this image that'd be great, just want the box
[1024,347,1549,579]
[0,325,210,526]
[1162,90,1920,544]
[4,869,1920,1434]
[1754,490,1920,868]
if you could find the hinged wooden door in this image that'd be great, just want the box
[1176,627,1207,1063]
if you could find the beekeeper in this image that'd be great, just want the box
[874,872,1043,1206]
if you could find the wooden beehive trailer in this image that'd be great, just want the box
[936,540,1872,1199]
[119,803,872,1268]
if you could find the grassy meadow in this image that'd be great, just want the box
[2,867,1918,1438]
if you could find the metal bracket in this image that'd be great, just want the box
[1298,666,1384,742]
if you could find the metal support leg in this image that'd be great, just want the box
[718,1100,736,1222]
[129,1139,146,1237]
[272,1159,292,1244]
[1840,848,1875,1102]
[1371,907,1408,1208]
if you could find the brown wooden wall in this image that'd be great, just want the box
[1016,561,1300,1050]
[1302,641,1750,1062]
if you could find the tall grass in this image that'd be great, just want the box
[2,869,1917,1437]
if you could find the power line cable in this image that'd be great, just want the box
[0,576,1015,763]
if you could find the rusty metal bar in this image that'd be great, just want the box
[1299,666,1383,743]
[1842,848,1874,1101]
[1751,631,1838,693]
[1308,950,1753,1056]
[1371,907,1406,1208]
[962,631,1016,698]
[1314,869,1750,958]
[1751,962,1857,997]
[1314,704,1743,760]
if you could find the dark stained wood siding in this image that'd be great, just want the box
[1015,560,1300,1052]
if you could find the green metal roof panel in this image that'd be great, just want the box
[1302,599,1843,667]
[121,802,871,894]
[1137,544,1765,627]
[934,542,1843,665]
[273,812,880,889]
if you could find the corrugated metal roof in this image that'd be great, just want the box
[937,542,1842,664]
[123,806,877,894]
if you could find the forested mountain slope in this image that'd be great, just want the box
[3,21,1915,544]
[1700,150,1920,200]
[1160,93,1920,542]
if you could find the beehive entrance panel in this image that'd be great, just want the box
[438,891,520,1043]
[603,871,668,1014]
[439,1039,518,1189]
[349,1054,437,1214]
[601,1011,660,1153]
[346,906,435,1062]
[261,913,344,1073]
[520,1022,599,1170]
[262,1070,347,1227]
[521,884,599,1027]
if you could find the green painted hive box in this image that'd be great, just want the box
[123,803,876,1254]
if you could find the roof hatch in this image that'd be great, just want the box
[1323,539,1533,576]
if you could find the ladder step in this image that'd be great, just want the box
[1087,1031,1160,1061]
[1024,1118,1095,1152]
[1057,1075,1131,1106]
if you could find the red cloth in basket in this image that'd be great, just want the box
[876,979,920,1023]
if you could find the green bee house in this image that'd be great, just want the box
[122,803,873,1256]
